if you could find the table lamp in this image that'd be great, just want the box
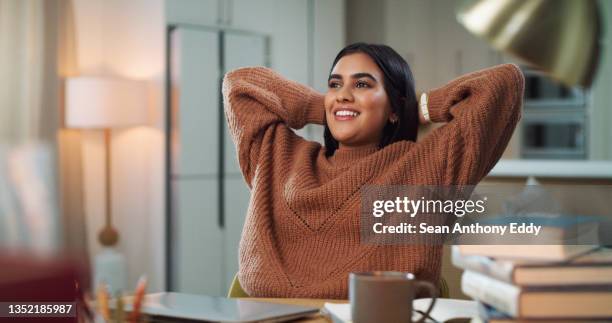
[65,76,148,293]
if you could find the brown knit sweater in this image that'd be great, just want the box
[222,63,524,299]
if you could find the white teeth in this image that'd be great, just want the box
[335,110,359,117]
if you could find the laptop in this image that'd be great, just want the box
[118,292,320,323]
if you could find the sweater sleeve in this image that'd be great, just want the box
[222,66,325,186]
[417,63,524,185]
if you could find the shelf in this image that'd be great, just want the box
[488,159,612,179]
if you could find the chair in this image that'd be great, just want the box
[227,274,249,298]
[227,274,450,298]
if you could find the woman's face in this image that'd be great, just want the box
[325,52,394,149]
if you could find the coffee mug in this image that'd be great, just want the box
[349,271,437,323]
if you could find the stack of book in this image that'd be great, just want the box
[453,245,612,322]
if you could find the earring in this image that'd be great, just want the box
[390,116,398,124]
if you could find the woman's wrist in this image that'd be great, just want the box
[304,91,326,126]
[421,86,453,123]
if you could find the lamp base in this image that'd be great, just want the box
[94,247,126,296]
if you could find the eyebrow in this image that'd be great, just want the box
[328,72,378,83]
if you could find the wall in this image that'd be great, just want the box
[345,0,385,45]
[71,0,166,292]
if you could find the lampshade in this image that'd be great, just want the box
[65,76,148,129]
[457,0,601,87]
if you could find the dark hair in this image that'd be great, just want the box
[324,42,419,157]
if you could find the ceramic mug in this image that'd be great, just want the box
[349,271,437,323]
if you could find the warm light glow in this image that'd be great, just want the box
[459,0,507,34]
[65,77,148,129]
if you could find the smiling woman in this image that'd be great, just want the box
[222,42,524,299]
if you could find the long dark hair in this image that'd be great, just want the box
[324,43,419,157]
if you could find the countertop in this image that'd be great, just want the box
[488,159,612,179]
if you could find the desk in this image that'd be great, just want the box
[247,298,479,323]
[241,298,348,323]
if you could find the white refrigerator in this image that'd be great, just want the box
[168,24,268,296]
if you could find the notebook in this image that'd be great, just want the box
[117,292,319,323]
[323,298,478,323]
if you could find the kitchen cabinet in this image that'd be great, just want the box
[168,25,266,296]
[166,0,220,26]
[230,0,310,84]
[171,28,220,176]
[173,179,222,294]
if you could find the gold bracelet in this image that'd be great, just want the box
[420,92,430,123]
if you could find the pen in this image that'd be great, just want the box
[129,275,148,323]
[115,291,125,323]
[76,281,94,322]
[96,283,110,321]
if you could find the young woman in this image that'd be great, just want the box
[222,43,524,299]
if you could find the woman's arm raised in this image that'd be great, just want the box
[222,66,325,186]
[416,63,525,185]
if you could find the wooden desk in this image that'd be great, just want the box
[241,298,348,323]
